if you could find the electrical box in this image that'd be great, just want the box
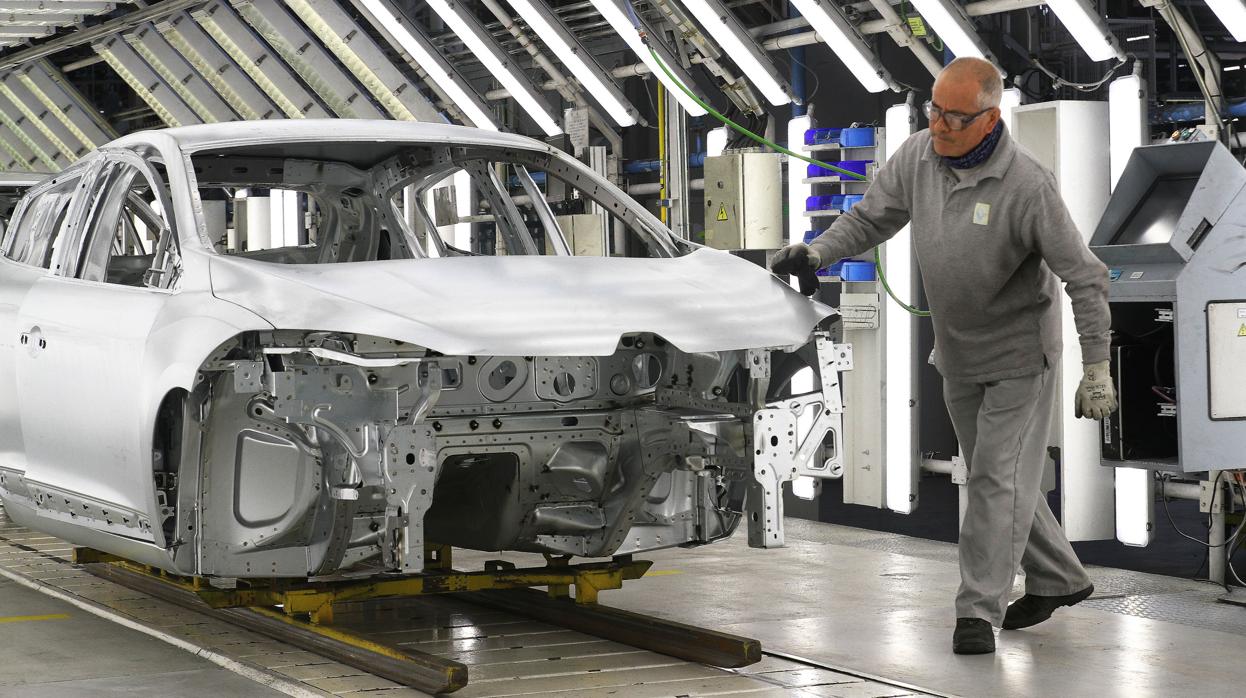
[703,152,783,250]
[1208,301,1246,420]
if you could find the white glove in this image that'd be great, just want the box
[1075,360,1118,420]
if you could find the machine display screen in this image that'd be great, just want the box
[1109,175,1200,246]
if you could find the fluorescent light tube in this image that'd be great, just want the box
[790,0,892,93]
[355,0,497,130]
[681,0,793,105]
[427,0,562,135]
[1206,0,1246,42]
[588,0,708,116]
[907,0,989,60]
[508,0,638,127]
[1045,0,1122,62]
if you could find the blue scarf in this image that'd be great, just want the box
[943,120,1003,170]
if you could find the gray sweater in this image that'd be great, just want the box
[809,126,1111,383]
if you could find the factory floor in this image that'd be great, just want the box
[4,516,1244,697]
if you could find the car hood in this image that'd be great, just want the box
[209,249,835,356]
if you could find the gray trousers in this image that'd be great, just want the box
[943,368,1092,625]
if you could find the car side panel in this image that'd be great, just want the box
[0,258,43,474]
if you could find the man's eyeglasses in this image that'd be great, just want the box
[923,101,991,131]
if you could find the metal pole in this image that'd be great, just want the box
[662,87,690,239]
[1210,471,1226,585]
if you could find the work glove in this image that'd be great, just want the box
[1074,360,1118,420]
[770,243,823,297]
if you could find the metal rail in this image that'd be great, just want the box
[75,544,765,693]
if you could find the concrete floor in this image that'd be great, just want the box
[4,512,1243,697]
[460,518,1245,698]
[0,575,287,697]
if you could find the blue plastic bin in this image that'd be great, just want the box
[840,127,875,147]
[841,260,877,282]
[842,194,864,211]
[836,160,872,180]
[805,195,836,211]
[804,127,842,146]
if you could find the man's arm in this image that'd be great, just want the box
[806,140,914,266]
[1025,180,1112,365]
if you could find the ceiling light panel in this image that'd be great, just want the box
[190,1,330,119]
[155,12,280,121]
[507,0,640,127]
[427,0,563,135]
[680,0,794,105]
[229,0,386,119]
[94,35,201,127]
[588,0,708,116]
[125,23,238,123]
[789,0,894,93]
[285,0,444,122]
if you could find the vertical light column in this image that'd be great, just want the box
[707,127,729,158]
[1000,87,1022,132]
[786,115,812,247]
[1109,71,1153,546]
[1109,73,1147,187]
[883,102,918,514]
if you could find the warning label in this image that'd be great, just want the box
[716,205,728,222]
[1239,323,1246,337]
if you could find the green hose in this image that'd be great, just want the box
[646,46,932,318]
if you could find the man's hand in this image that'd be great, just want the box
[770,244,823,296]
[1075,360,1118,420]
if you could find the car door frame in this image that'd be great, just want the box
[15,147,183,546]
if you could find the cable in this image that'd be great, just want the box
[644,42,931,316]
[1159,472,1246,550]
[874,247,931,317]
[1029,55,1127,93]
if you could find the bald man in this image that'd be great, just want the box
[772,58,1116,654]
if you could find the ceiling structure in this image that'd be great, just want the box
[0,0,1236,170]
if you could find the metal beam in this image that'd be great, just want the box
[190,1,329,119]
[0,71,83,160]
[16,59,117,148]
[154,11,279,121]
[228,0,385,120]
[0,0,203,72]
[0,1,115,12]
[0,25,54,38]
[0,13,86,24]
[0,119,39,171]
[0,87,66,169]
[94,34,200,127]
[125,22,237,123]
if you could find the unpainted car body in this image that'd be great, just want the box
[0,121,847,579]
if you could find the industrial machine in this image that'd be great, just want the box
[1090,140,1246,474]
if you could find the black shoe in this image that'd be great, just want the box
[1003,584,1094,630]
[952,618,995,654]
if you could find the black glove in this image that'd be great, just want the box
[770,243,823,297]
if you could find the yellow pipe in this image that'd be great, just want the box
[657,82,667,225]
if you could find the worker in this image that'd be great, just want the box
[771,57,1117,655]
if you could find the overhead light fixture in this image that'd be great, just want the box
[906,0,993,61]
[507,0,639,127]
[587,0,708,116]
[1125,34,1151,42]
[352,0,497,130]
[1206,0,1246,42]
[427,0,562,136]
[789,0,893,93]
[680,0,794,105]
[1045,0,1123,62]
[883,102,917,514]
[1108,72,1146,188]
[1226,64,1243,71]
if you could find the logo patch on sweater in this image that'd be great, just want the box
[973,202,991,226]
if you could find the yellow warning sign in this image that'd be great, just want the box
[1239,323,1246,337]
[716,205,728,222]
